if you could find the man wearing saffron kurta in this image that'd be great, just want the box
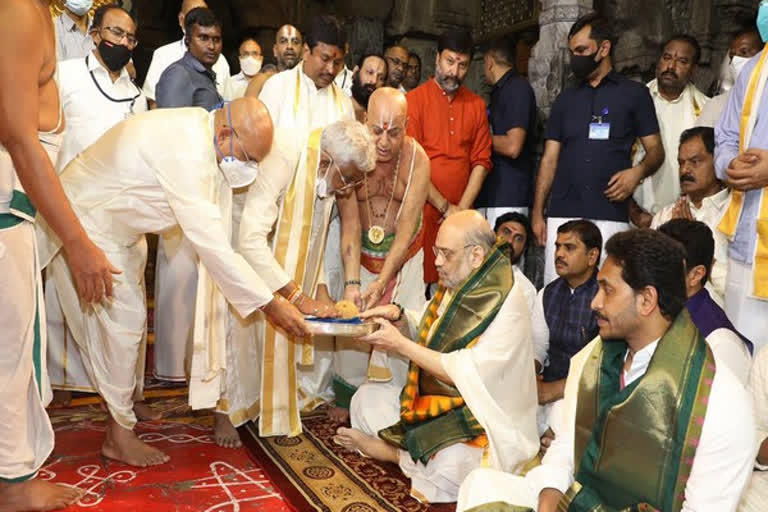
[406,30,492,292]
[334,211,539,504]
[37,98,308,468]
[715,8,768,352]
[222,120,376,439]
[456,229,755,512]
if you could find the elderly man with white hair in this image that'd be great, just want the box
[333,210,540,504]
[219,120,377,444]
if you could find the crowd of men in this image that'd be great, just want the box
[1,0,768,511]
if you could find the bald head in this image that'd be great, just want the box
[214,97,274,163]
[435,210,497,288]
[368,87,407,124]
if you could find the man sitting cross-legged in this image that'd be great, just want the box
[334,210,539,504]
[456,229,755,512]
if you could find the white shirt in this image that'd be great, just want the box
[526,336,755,511]
[749,345,768,470]
[531,288,550,367]
[142,38,232,101]
[333,66,353,97]
[696,92,730,128]
[39,108,273,318]
[56,52,147,172]
[229,71,251,99]
[54,13,93,61]
[651,187,730,306]
[259,65,354,158]
[707,328,752,387]
[514,267,536,315]
[634,80,710,214]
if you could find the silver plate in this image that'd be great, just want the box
[306,318,380,337]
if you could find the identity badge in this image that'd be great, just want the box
[588,122,610,140]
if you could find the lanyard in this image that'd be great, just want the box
[85,55,141,113]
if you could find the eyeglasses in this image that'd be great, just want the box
[323,155,364,192]
[386,56,407,69]
[101,26,138,48]
[432,244,477,260]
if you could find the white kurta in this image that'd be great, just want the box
[142,38,231,101]
[633,79,710,215]
[650,188,730,306]
[739,345,768,511]
[0,143,55,481]
[258,64,354,419]
[37,108,273,430]
[229,71,251,99]
[457,335,756,512]
[47,52,147,393]
[351,280,540,503]
[222,135,333,429]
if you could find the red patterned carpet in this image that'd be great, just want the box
[44,395,293,512]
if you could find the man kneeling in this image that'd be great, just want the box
[334,210,539,503]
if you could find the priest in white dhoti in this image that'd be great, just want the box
[456,229,754,512]
[258,15,354,413]
[47,4,147,402]
[334,211,539,504]
[141,0,231,108]
[37,98,309,468]
[331,88,431,420]
[222,120,377,440]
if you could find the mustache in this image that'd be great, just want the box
[661,70,678,80]
[680,174,696,183]
[555,258,567,266]
[594,311,608,322]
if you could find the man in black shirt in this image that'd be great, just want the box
[476,37,537,228]
[531,12,664,284]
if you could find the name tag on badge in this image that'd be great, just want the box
[589,122,610,140]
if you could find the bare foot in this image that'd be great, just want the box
[50,390,72,407]
[327,406,350,424]
[101,418,169,467]
[0,479,82,512]
[133,401,162,421]
[213,412,242,448]
[333,427,399,463]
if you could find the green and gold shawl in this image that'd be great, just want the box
[563,310,715,512]
[378,242,514,464]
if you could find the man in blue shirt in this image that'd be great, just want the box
[156,7,223,110]
[715,14,768,353]
[476,37,537,228]
[531,12,664,284]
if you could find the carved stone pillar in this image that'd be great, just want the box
[529,0,594,116]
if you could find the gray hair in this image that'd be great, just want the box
[321,120,376,174]
[464,218,497,253]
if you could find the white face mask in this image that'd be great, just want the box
[65,0,93,16]
[240,56,263,76]
[214,103,260,188]
[731,55,750,81]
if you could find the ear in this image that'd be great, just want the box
[587,247,600,267]
[687,264,706,289]
[601,40,612,58]
[636,285,659,317]
[470,246,485,269]
[303,43,311,59]
[352,65,360,73]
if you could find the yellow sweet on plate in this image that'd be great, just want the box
[335,300,359,319]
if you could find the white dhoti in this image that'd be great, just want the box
[153,228,197,382]
[47,232,149,430]
[456,468,538,511]
[726,258,768,352]
[332,250,424,407]
[0,220,54,480]
[544,217,630,285]
[739,471,768,512]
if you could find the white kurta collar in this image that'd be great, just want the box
[622,338,660,385]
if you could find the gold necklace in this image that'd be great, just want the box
[364,148,401,245]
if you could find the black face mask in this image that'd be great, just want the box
[98,40,132,72]
[570,50,601,81]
